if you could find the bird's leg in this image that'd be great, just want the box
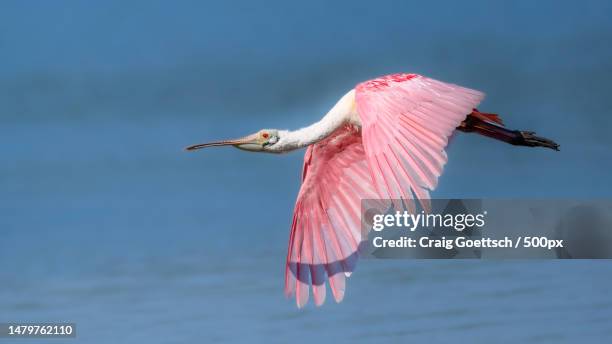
[457,114,560,151]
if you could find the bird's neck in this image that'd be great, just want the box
[277,89,357,152]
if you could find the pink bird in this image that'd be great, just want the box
[186,73,558,308]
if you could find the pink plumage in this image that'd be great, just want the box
[284,74,484,307]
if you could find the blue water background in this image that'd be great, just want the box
[1,1,612,343]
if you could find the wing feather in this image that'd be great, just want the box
[355,74,484,211]
[285,125,377,307]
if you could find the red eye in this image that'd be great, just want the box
[262,133,269,139]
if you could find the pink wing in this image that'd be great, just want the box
[285,74,484,307]
[355,73,484,211]
[285,124,378,308]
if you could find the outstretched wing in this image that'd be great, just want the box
[285,125,378,308]
[355,73,484,211]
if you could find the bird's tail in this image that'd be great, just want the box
[457,109,560,151]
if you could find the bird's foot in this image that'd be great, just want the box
[516,131,560,151]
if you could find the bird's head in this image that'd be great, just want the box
[185,129,285,153]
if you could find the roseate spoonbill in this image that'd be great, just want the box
[186,73,559,308]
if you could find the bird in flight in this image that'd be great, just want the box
[186,73,559,308]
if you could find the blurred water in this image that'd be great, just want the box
[1,114,611,343]
[2,1,612,343]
